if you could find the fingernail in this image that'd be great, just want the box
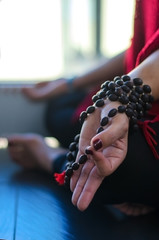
[93,139,103,151]
[85,148,93,155]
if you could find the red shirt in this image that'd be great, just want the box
[125,0,159,116]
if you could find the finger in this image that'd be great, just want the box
[88,150,115,176]
[73,167,104,211]
[70,109,101,190]
[36,81,50,88]
[71,158,95,206]
[91,114,128,151]
[7,133,34,144]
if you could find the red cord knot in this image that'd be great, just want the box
[54,171,65,185]
[138,115,159,159]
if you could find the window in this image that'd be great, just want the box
[0,0,135,82]
[0,0,63,80]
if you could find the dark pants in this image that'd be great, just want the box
[45,90,86,148]
[45,93,159,207]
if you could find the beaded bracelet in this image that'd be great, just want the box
[62,75,154,187]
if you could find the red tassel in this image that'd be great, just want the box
[138,114,159,159]
[54,171,65,185]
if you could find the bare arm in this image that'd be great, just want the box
[73,51,125,90]
[129,49,159,101]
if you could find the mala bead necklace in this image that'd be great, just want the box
[54,75,154,187]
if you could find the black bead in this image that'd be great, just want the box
[137,111,144,119]
[95,99,105,107]
[121,75,131,82]
[143,84,151,93]
[66,152,75,162]
[108,82,116,90]
[119,95,129,104]
[100,116,109,126]
[128,102,136,110]
[121,85,130,93]
[125,108,134,117]
[106,90,114,96]
[114,76,121,82]
[135,86,143,94]
[69,142,77,151]
[141,94,149,103]
[72,162,80,170]
[98,91,106,98]
[138,99,145,106]
[136,103,143,112]
[78,154,88,164]
[133,78,143,86]
[133,110,138,118]
[115,87,123,96]
[92,95,99,103]
[149,95,154,103]
[101,80,110,89]
[86,105,95,114]
[85,148,93,155]
[79,111,87,123]
[130,116,138,124]
[101,83,105,89]
[64,176,70,186]
[131,90,140,99]
[125,81,133,89]
[65,167,73,177]
[129,94,138,103]
[97,126,104,133]
[109,94,118,101]
[108,108,117,117]
[145,103,152,110]
[74,134,80,143]
[116,79,123,86]
[118,105,126,113]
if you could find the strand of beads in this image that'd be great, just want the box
[64,75,154,187]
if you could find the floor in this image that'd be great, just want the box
[0,149,159,240]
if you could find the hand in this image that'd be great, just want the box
[70,100,129,211]
[21,78,68,101]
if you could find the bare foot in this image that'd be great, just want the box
[113,203,155,216]
[7,133,67,173]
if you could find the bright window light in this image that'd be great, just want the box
[0,0,63,81]
[101,0,135,57]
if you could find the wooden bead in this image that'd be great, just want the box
[100,117,109,126]
[108,108,117,117]
[72,162,80,170]
[86,105,95,114]
[97,126,104,133]
[78,154,88,164]
[133,78,143,86]
[118,105,126,113]
[95,99,105,107]
[69,142,77,151]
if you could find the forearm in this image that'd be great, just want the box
[72,51,125,90]
[129,49,159,101]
